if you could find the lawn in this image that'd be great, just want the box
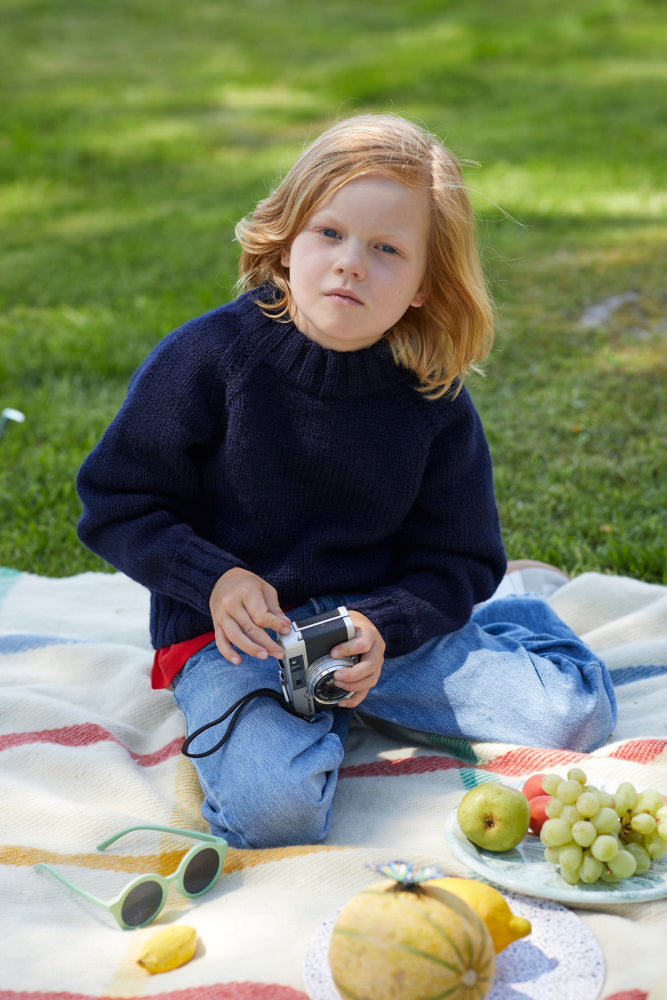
[1,0,665,581]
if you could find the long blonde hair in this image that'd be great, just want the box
[236,114,494,398]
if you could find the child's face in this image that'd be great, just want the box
[280,174,429,352]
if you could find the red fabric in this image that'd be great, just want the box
[151,632,216,689]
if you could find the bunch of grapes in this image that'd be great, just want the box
[539,768,667,886]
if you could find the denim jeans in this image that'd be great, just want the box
[171,593,616,849]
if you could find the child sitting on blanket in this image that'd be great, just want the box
[76,114,616,848]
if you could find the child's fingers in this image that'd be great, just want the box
[209,568,290,662]
[213,625,243,665]
[224,611,285,660]
[333,656,381,691]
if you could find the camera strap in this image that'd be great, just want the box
[181,687,299,759]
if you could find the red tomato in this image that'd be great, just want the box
[529,794,552,835]
[522,773,547,801]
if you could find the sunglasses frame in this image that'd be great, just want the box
[34,824,228,929]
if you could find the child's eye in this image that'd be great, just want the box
[319,228,340,240]
[377,243,398,255]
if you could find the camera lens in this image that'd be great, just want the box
[308,656,355,705]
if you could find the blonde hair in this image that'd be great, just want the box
[235,114,494,398]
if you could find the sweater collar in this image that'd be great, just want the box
[239,287,413,398]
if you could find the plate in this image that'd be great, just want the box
[444,807,667,904]
[303,891,605,1000]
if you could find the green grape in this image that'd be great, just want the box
[541,818,575,848]
[541,779,666,886]
[541,773,564,796]
[545,797,564,818]
[636,790,665,816]
[607,849,637,879]
[559,843,583,872]
[621,828,644,846]
[591,834,620,862]
[624,842,652,875]
[580,852,604,884]
[559,864,582,885]
[571,820,597,848]
[557,779,584,805]
[576,791,601,818]
[646,833,667,860]
[614,794,632,818]
[560,805,580,826]
[592,807,620,835]
[631,812,657,836]
[615,782,638,810]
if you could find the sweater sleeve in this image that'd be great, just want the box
[348,389,507,658]
[76,324,245,615]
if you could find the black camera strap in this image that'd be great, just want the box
[181,687,299,759]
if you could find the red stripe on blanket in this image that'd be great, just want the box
[483,747,588,776]
[0,725,183,765]
[0,984,308,1000]
[602,991,648,1000]
[607,739,667,764]
[340,754,463,777]
[337,747,594,781]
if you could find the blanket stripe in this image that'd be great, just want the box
[0,724,184,765]
[0,988,309,1000]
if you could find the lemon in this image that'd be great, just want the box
[426,878,531,953]
[137,924,198,974]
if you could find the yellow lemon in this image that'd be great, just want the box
[426,878,531,953]
[137,924,198,974]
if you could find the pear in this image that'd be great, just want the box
[457,783,530,852]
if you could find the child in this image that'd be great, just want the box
[77,114,616,848]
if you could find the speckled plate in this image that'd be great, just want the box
[303,891,605,1000]
[444,807,667,904]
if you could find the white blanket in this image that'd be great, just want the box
[1,567,666,999]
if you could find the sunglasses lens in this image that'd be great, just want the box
[183,847,221,895]
[121,880,164,927]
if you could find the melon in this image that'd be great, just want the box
[329,881,495,1000]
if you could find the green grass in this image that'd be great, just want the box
[1,0,665,581]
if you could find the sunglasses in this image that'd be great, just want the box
[34,824,228,929]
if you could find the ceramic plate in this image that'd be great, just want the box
[444,807,667,904]
[304,891,605,1000]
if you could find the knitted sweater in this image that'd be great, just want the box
[76,288,506,658]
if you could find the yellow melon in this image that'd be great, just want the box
[329,882,495,1000]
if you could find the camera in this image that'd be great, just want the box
[278,606,357,720]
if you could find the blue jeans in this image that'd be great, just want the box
[171,593,616,849]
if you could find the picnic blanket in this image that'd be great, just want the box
[1,566,666,1000]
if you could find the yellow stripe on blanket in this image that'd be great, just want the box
[1,840,347,873]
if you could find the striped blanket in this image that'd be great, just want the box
[1,567,666,1000]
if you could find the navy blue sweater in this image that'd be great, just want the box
[77,289,506,657]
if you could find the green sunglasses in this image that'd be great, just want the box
[34,824,228,929]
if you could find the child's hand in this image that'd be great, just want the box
[209,567,291,665]
[329,611,385,709]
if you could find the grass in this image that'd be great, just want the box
[0,0,665,581]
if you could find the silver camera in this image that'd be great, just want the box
[278,606,357,720]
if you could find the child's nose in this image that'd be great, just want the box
[334,240,366,279]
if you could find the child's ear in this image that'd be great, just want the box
[280,246,291,268]
[410,286,426,308]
